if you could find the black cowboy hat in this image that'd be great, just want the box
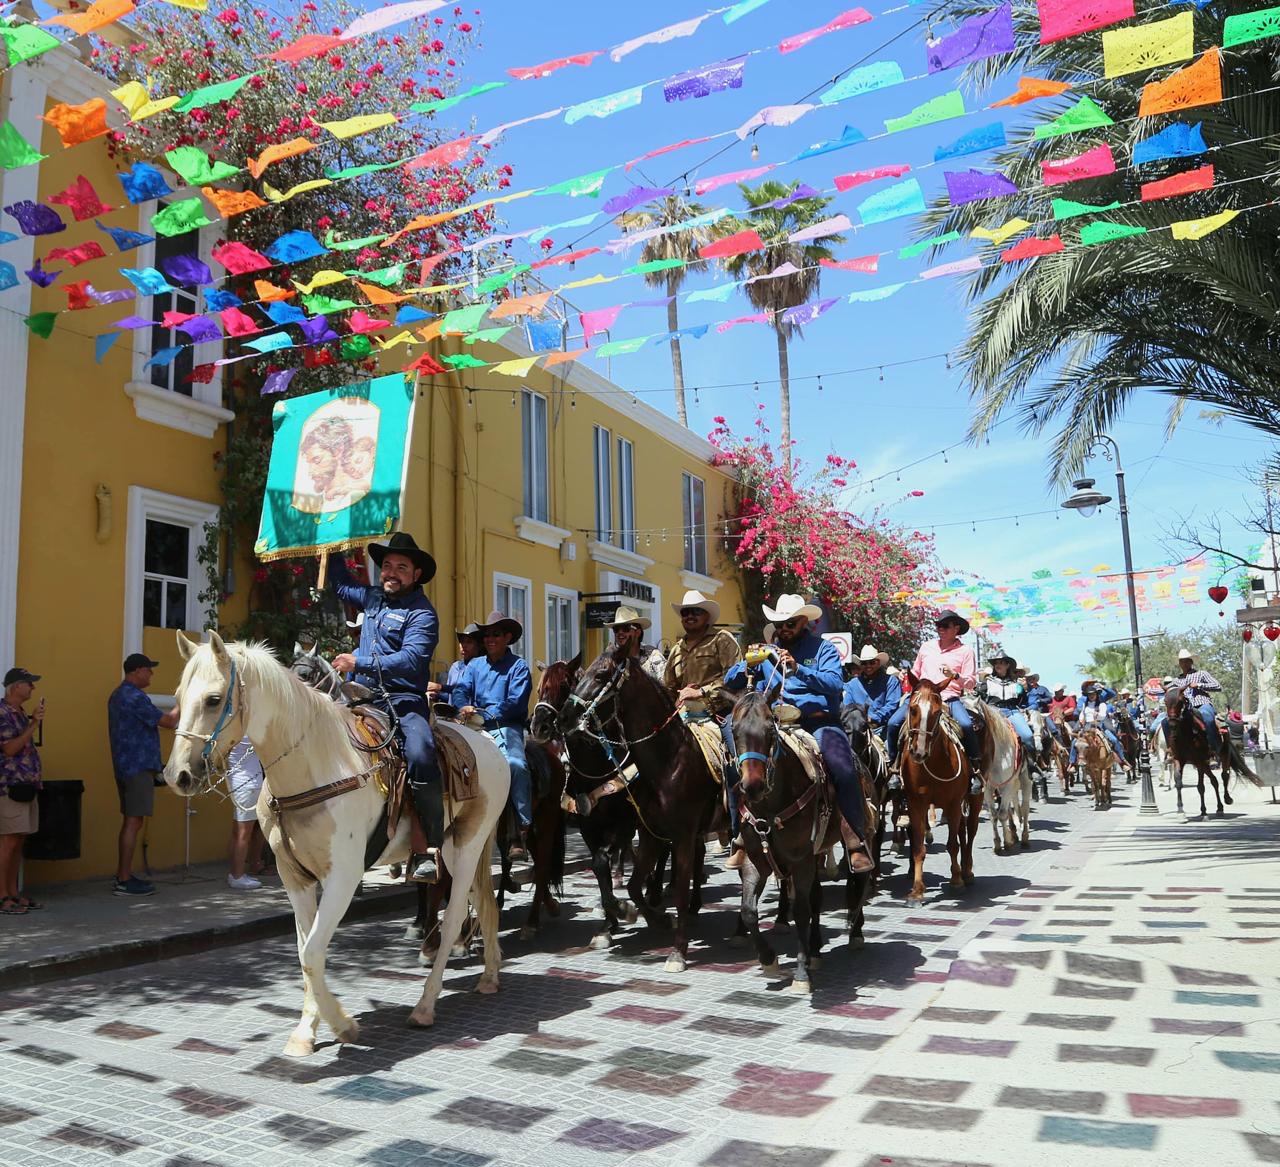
[369,531,436,583]
[989,650,1017,669]
[933,609,970,636]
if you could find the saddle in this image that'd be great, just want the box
[686,719,727,785]
[960,696,988,740]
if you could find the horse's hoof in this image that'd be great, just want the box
[282,1035,314,1059]
[475,975,499,995]
[334,1020,360,1045]
[847,933,865,949]
[418,947,437,968]
[543,897,561,917]
[759,961,782,976]
[906,895,924,906]
[663,955,687,974]
[962,874,975,887]
[450,943,468,960]
[728,933,751,949]
[789,978,813,995]
[589,931,613,951]
[406,1007,435,1028]
[518,924,537,941]
[404,922,425,942]
[621,902,639,926]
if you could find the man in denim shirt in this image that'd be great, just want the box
[456,611,533,860]
[329,532,442,881]
[107,654,180,896]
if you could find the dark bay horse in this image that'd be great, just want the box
[1164,688,1260,818]
[840,700,893,869]
[900,677,981,904]
[556,647,724,972]
[735,692,873,993]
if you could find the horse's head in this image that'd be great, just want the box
[906,679,944,764]
[731,690,778,800]
[1164,686,1188,721]
[841,700,870,742]
[556,650,626,739]
[530,654,581,742]
[290,640,341,698]
[165,630,248,795]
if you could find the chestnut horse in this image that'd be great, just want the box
[899,677,981,904]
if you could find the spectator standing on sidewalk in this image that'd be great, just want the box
[226,737,267,891]
[107,654,179,897]
[0,667,44,915]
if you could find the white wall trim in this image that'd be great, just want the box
[124,381,235,438]
[680,570,722,596]
[544,583,581,665]
[587,539,654,576]
[513,514,571,550]
[123,487,220,662]
[0,65,48,670]
[492,570,534,666]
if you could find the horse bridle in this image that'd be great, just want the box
[907,691,963,783]
[172,657,244,791]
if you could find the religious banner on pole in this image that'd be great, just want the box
[254,372,415,562]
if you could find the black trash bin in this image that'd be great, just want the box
[23,780,85,862]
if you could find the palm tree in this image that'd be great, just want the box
[917,3,1280,484]
[615,196,730,427]
[721,180,847,476]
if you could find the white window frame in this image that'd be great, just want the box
[493,570,534,666]
[617,436,636,553]
[521,389,549,523]
[593,424,613,544]
[545,584,580,666]
[124,487,220,661]
[682,471,708,576]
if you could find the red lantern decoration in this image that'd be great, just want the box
[1244,628,1254,642]
[1264,625,1279,642]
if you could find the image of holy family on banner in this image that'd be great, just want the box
[254,372,416,562]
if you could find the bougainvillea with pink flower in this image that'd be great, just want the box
[710,418,939,663]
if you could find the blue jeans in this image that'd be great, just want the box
[887,697,978,763]
[489,724,532,827]
[391,697,441,846]
[1002,709,1034,753]
[813,725,866,837]
[1196,703,1221,751]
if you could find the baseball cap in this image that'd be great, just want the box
[123,653,160,673]
[3,667,39,686]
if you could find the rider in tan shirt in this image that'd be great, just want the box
[664,590,742,715]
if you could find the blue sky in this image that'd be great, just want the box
[435,0,1269,685]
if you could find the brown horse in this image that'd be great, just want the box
[1164,688,1260,818]
[1075,728,1113,810]
[899,677,981,904]
[734,692,874,993]
[560,647,723,972]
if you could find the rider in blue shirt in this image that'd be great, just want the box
[844,645,902,741]
[329,532,442,882]
[724,595,874,874]
[455,611,533,859]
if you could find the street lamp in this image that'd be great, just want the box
[1060,436,1160,816]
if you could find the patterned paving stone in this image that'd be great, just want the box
[93,1063,161,1083]
[596,1066,700,1096]
[262,1115,361,1149]
[434,1096,555,1134]
[948,960,1016,987]
[1127,1093,1239,1118]
[860,1074,970,1103]
[603,1046,707,1074]
[822,1002,899,1021]
[862,1100,982,1130]
[997,1086,1106,1114]
[1053,978,1136,1001]
[857,1158,992,1167]
[621,977,687,996]
[44,1122,143,1156]
[10,1045,75,1066]
[702,1138,834,1166]
[166,1086,254,1118]
[1152,1018,1246,1037]
[95,1020,161,1041]
[1058,1044,1155,1067]
[922,1035,1016,1058]
[1064,953,1143,981]
[557,1117,684,1152]
[722,1087,833,1118]
[1025,1012,1114,1032]
[360,1139,491,1167]
[521,1032,595,1050]
[492,1048,591,1077]
[173,1038,237,1056]
[0,1104,36,1125]
[980,949,1052,969]
[718,991,798,1012]
[1215,1051,1280,1073]
[686,1015,779,1038]
[1174,990,1260,1008]
[1038,1116,1157,1150]
[602,1004,686,1024]
[921,1007,999,1024]
[1242,1132,1280,1163]
[323,1076,437,1104]
[800,1028,889,1050]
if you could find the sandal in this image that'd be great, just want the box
[16,896,42,911]
[0,897,28,916]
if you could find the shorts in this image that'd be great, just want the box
[117,771,156,818]
[0,792,38,836]
[228,764,264,823]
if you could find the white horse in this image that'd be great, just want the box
[164,631,510,1055]
[977,706,1032,854]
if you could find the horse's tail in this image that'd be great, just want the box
[1226,738,1263,786]
[548,802,567,896]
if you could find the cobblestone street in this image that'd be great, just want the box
[2,782,1278,1167]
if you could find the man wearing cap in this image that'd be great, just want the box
[1,668,44,914]
[843,645,902,742]
[605,606,667,683]
[329,532,443,882]
[979,652,1037,758]
[1173,649,1224,753]
[885,610,981,793]
[1024,672,1052,715]
[428,623,483,707]
[664,589,741,715]
[107,654,181,896]
[725,595,875,874]
[455,611,533,858]
[1069,683,1128,775]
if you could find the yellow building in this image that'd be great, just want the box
[3,49,740,883]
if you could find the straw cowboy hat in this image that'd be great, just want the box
[762,593,823,624]
[671,588,720,625]
[369,531,436,583]
[604,604,652,631]
[857,644,889,667]
[477,609,522,642]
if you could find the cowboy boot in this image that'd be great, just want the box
[887,762,903,793]
[967,756,984,795]
[409,780,445,883]
[846,832,876,875]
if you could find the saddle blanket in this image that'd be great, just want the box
[435,722,479,803]
[687,719,727,785]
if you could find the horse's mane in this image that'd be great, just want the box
[733,689,772,736]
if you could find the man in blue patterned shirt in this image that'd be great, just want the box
[107,653,179,897]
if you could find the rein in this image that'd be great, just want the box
[905,693,964,784]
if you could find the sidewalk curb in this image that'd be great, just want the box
[0,854,594,991]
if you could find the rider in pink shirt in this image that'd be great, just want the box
[885,610,983,794]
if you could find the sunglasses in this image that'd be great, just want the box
[781,617,805,629]
[935,621,959,630]
[679,609,705,618]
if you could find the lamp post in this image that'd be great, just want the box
[1061,435,1160,815]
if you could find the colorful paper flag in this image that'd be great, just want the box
[1041,144,1116,185]
[319,113,400,139]
[48,176,109,222]
[900,232,961,259]
[990,76,1071,107]
[944,170,1018,205]
[1140,164,1214,201]
[699,230,764,259]
[1170,209,1238,239]
[835,165,911,191]
[151,198,214,237]
[42,99,109,147]
[0,121,46,171]
[857,178,926,223]
[0,24,60,66]
[1052,198,1122,220]
[1079,221,1147,245]
[885,91,965,134]
[611,15,710,61]
[174,74,259,112]
[927,4,1014,73]
[1032,96,1113,139]
[1037,0,1132,45]
[1132,121,1206,165]
[1224,5,1280,47]
[565,87,644,124]
[935,123,1006,160]
[820,61,904,104]
[165,146,240,186]
[1000,235,1064,261]
[663,57,746,102]
[780,9,873,53]
[694,165,774,195]
[1138,50,1221,117]
[1102,12,1193,78]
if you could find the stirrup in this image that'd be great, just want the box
[409,848,442,884]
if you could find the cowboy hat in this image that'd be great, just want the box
[369,531,436,583]
[455,622,483,641]
[1177,648,1194,661]
[1053,682,1066,693]
[989,650,1017,669]
[762,593,823,624]
[477,609,522,642]
[857,644,889,667]
[933,608,970,636]
[671,589,720,625]
[604,604,652,631]
[1161,675,1174,684]
[1025,671,1040,681]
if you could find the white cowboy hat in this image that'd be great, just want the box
[604,604,651,631]
[1053,682,1066,693]
[762,593,822,624]
[671,589,720,625]
[857,644,889,666]
[1177,648,1194,660]
[1161,675,1174,684]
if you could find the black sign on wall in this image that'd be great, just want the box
[585,601,622,628]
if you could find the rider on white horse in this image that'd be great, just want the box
[329,532,443,883]
[1024,670,1064,745]
[979,652,1037,761]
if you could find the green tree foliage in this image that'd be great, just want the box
[1079,623,1244,707]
